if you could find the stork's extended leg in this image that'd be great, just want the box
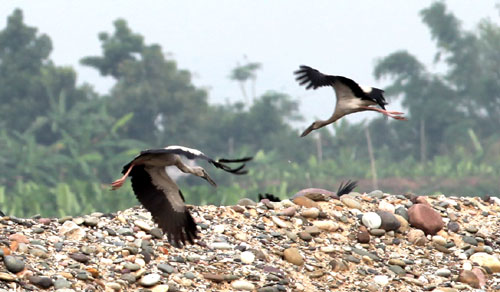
[111,164,134,190]
[360,106,407,120]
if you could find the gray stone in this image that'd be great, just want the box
[237,198,257,206]
[388,265,406,275]
[28,276,53,289]
[376,211,401,231]
[117,228,134,236]
[436,268,451,277]
[124,262,140,271]
[54,278,71,289]
[29,248,49,259]
[75,270,90,280]
[184,272,196,279]
[121,273,137,283]
[368,190,384,198]
[158,263,175,274]
[3,256,25,273]
[69,253,90,263]
[395,207,409,221]
[83,217,99,227]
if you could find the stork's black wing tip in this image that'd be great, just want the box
[337,180,358,197]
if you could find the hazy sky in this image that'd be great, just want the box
[1,1,498,127]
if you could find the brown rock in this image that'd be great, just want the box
[407,229,427,246]
[293,196,319,208]
[8,233,29,244]
[414,196,430,206]
[457,269,481,288]
[408,204,444,235]
[203,273,225,283]
[283,248,304,266]
[394,214,409,232]
[357,226,370,243]
[279,206,297,217]
[230,205,245,213]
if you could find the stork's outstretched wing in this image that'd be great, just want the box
[123,146,252,175]
[129,165,198,247]
[294,65,337,90]
[295,65,387,109]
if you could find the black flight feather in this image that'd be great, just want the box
[129,165,198,247]
[336,180,358,197]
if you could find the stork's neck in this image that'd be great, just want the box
[320,111,343,126]
[175,160,196,175]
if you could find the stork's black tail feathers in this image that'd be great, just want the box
[337,180,358,197]
[211,156,253,175]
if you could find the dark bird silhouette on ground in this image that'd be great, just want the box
[294,65,407,137]
[111,145,252,247]
[258,193,281,202]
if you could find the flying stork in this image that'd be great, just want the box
[294,65,407,137]
[111,145,252,247]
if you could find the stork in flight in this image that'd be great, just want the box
[294,65,407,137]
[111,145,252,247]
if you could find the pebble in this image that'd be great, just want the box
[209,242,232,250]
[292,196,319,208]
[271,216,290,228]
[59,220,86,241]
[362,212,382,229]
[158,263,175,274]
[240,251,255,264]
[298,231,312,241]
[140,273,161,287]
[69,253,90,263]
[283,248,304,266]
[54,278,71,289]
[134,219,152,231]
[373,275,389,286]
[436,268,451,277]
[300,207,320,218]
[83,217,99,227]
[312,220,338,231]
[3,255,25,273]
[341,196,362,209]
[378,200,395,213]
[237,198,257,206]
[231,280,255,291]
[469,252,500,273]
[28,276,53,289]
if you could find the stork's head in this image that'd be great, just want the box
[301,121,323,137]
[193,166,217,186]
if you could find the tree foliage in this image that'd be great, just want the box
[1,4,500,217]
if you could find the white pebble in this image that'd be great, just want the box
[231,280,255,291]
[240,251,255,264]
[373,275,389,286]
[378,200,395,213]
[362,212,382,229]
[140,273,161,287]
[209,242,232,250]
[213,224,225,234]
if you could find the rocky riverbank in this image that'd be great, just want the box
[0,191,499,291]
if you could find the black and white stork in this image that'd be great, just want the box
[111,145,252,247]
[294,65,407,137]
